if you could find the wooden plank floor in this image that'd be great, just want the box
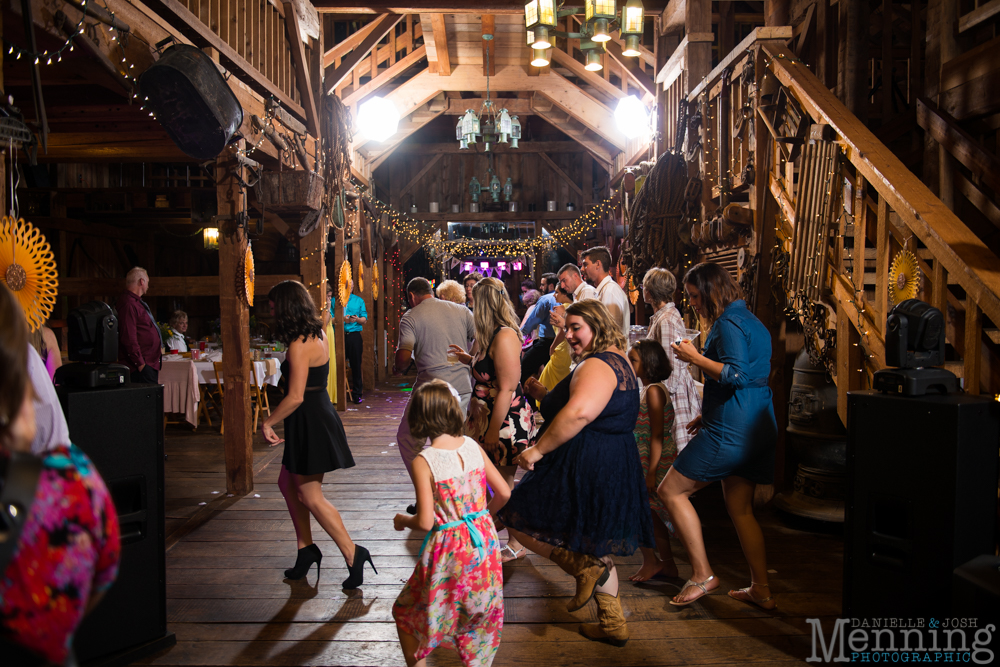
[138,379,842,666]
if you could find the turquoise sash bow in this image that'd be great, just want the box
[419,509,491,564]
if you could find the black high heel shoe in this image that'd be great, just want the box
[285,544,322,580]
[342,545,377,589]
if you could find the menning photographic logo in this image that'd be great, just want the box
[806,618,996,664]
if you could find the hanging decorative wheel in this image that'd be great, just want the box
[0,217,58,332]
[241,241,255,306]
[338,260,352,306]
[357,262,365,295]
[372,263,379,300]
[627,274,639,305]
[888,249,920,304]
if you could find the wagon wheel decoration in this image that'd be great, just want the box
[372,263,379,300]
[241,241,255,306]
[357,262,365,295]
[888,249,920,304]
[0,217,58,332]
[338,259,352,306]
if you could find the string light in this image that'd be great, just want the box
[2,0,90,67]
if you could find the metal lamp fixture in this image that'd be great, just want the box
[620,0,645,57]
[585,46,603,71]
[524,0,558,49]
[530,47,551,67]
[585,0,617,42]
[203,227,220,250]
[458,34,517,152]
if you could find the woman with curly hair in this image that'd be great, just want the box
[435,279,466,305]
[448,277,535,562]
[262,281,374,589]
[501,300,653,647]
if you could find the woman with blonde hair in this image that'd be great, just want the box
[643,267,701,455]
[502,299,653,647]
[435,279,466,305]
[448,277,534,562]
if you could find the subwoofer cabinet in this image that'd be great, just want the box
[844,390,999,620]
[56,384,175,665]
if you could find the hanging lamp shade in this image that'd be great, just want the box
[585,0,616,42]
[585,48,603,71]
[525,0,557,49]
[499,109,512,138]
[621,0,644,56]
[511,115,521,148]
[530,47,550,67]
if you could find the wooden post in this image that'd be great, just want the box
[332,224,348,411]
[840,0,870,122]
[361,242,375,393]
[217,144,253,496]
[938,0,958,210]
[923,0,942,195]
[300,217,326,333]
[816,0,837,89]
[376,246,386,381]
[685,0,712,90]
[719,1,735,61]
[765,0,791,26]
[836,301,863,426]
[964,299,982,394]
[875,198,891,322]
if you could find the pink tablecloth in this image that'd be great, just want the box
[160,360,201,427]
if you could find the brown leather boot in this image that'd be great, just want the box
[579,592,630,647]
[550,547,610,612]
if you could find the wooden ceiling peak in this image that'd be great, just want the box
[481,14,496,76]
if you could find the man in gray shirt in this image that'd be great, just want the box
[393,277,475,485]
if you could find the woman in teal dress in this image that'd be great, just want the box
[658,262,778,610]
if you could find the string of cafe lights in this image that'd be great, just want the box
[3,0,90,65]
[360,191,616,257]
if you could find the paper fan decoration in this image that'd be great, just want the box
[0,217,58,332]
[357,262,366,295]
[240,241,255,306]
[888,249,920,304]
[372,263,379,300]
[627,274,639,305]
[338,260,352,306]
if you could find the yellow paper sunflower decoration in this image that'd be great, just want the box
[338,260,352,306]
[888,249,920,304]
[0,217,58,332]
[372,263,379,300]
[241,241,255,306]
[357,262,365,295]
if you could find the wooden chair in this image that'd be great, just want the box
[250,363,272,433]
[213,361,225,434]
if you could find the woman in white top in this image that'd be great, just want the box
[166,310,189,352]
[643,268,702,453]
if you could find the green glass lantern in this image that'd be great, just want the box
[469,176,482,203]
[490,172,502,202]
[504,177,513,202]
[620,0,644,57]
[525,0,558,49]
[585,0,616,42]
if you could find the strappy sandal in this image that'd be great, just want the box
[499,544,526,563]
[728,582,777,610]
[668,575,717,607]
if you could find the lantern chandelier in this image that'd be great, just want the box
[524,0,645,70]
[457,33,521,151]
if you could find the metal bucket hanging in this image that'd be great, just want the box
[139,45,244,160]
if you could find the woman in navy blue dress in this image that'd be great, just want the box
[499,300,653,648]
[659,262,778,610]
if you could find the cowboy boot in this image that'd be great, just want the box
[579,592,630,647]
[550,547,611,612]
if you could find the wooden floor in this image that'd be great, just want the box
[138,379,842,666]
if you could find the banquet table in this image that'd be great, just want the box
[160,357,283,427]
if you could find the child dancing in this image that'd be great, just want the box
[392,380,509,667]
[627,340,679,582]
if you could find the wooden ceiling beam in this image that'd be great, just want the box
[323,16,386,69]
[444,97,535,114]
[533,76,626,151]
[481,15,496,76]
[314,1,672,13]
[391,140,598,154]
[531,103,615,169]
[602,36,657,98]
[325,14,404,95]
[550,47,627,102]
[365,98,448,168]
[284,2,320,137]
[430,14,452,75]
[342,46,427,107]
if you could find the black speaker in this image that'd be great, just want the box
[67,301,119,363]
[845,390,999,620]
[56,384,175,665]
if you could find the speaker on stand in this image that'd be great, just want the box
[56,384,175,665]
[844,390,999,620]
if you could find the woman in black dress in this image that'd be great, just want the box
[262,281,375,588]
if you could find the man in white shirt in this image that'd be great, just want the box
[581,246,631,336]
[550,263,598,330]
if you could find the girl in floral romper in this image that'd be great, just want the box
[393,380,510,667]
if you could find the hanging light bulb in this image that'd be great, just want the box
[357,96,400,142]
[530,47,550,67]
[620,0,645,57]
[585,48,603,72]
[615,95,649,138]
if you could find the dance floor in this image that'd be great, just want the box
[138,379,842,666]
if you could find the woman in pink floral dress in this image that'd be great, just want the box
[448,277,535,562]
[393,380,509,667]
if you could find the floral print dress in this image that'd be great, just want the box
[393,437,503,667]
[467,326,536,467]
[635,382,677,533]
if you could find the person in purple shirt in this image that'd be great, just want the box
[116,267,164,384]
